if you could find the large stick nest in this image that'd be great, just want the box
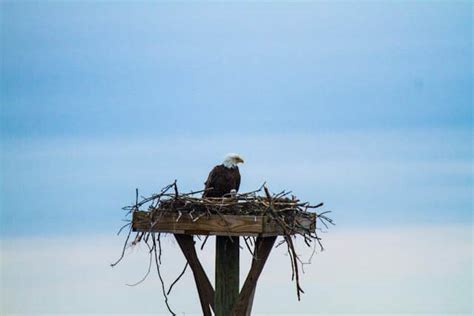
[112,181,334,315]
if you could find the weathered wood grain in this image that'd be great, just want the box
[174,234,215,316]
[232,236,277,316]
[133,212,263,235]
[215,236,239,316]
[262,213,317,235]
[132,211,315,236]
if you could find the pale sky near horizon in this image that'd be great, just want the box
[0,1,472,315]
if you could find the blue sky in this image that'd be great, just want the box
[1,1,472,235]
[0,1,472,314]
[1,1,471,139]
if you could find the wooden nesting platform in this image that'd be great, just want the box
[131,210,317,315]
[132,211,316,236]
[117,183,331,316]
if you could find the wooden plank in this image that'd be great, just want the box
[215,236,240,316]
[262,213,316,235]
[133,212,263,235]
[210,232,259,237]
[174,234,215,316]
[132,211,316,236]
[232,236,277,316]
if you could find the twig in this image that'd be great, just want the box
[126,240,153,287]
[152,236,176,316]
[110,226,132,267]
[116,222,131,236]
[157,233,162,264]
[200,235,210,250]
[115,181,334,304]
[167,262,189,295]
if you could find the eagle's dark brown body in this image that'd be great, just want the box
[203,164,241,198]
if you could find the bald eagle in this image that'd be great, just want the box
[203,153,244,198]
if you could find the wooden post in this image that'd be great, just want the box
[232,236,277,316]
[215,236,240,316]
[130,206,319,315]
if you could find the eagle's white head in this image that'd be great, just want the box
[223,153,244,169]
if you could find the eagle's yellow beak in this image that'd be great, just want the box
[237,157,244,164]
